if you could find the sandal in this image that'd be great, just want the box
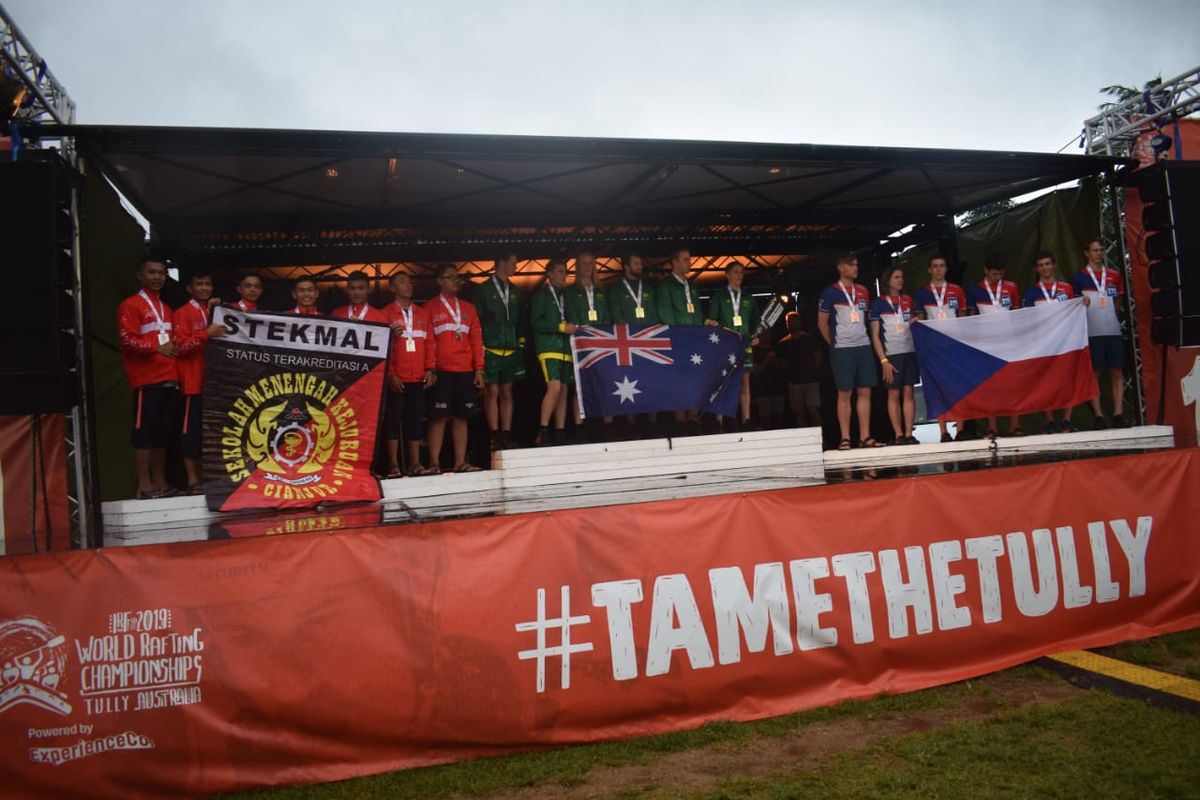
[404,465,425,477]
[187,483,204,495]
[861,438,883,448]
[136,489,162,500]
[384,465,403,479]
[422,465,442,476]
[453,463,482,473]
[837,438,852,451]
[1009,428,1027,437]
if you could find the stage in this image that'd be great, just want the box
[97,425,1177,547]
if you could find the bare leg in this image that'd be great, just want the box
[499,383,514,432]
[1009,415,1020,432]
[886,389,902,439]
[540,381,561,427]
[385,438,400,473]
[855,387,872,442]
[902,386,916,438]
[986,416,999,435]
[553,385,568,429]
[150,448,168,491]
[483,383,499,432]
[426,418,447,469]
[740,372,752,423]
[836,389,852,442]
[1110,369,1125,416]
[1089,370,1104,417]
[405,439,422,472]
[450,417,470,468]
[183,458,201,488]
[134,449,154,495]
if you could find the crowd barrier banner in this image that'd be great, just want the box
[1,448,1198,798]
[0,414,69,556]
[201,308,389,512]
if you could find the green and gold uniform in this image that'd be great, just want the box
[530,283,574,384]
[475,276,527,383]
[605,276,659,325]
[657,272,705,325]
[707,286,760,366]
[564,281,611,326]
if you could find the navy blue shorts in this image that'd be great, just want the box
[1089,335,1125,371]
[830,346,878,390]
[883,352,920,388]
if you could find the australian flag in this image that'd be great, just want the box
[571,324,745,418]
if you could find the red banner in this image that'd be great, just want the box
[2,448,1199,798]
[0,414,69,556]
[1126,119,1200,447]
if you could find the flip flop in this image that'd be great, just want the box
[454,463,482,473]
[404,465,425,477]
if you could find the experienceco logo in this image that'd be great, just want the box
[29,730,154,765]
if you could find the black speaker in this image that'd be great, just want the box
[1139,162,1200,346]
[0,154,80,413]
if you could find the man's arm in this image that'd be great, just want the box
[817,310,833,347]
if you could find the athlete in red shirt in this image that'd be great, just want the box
[290,276,321,315]
[332,270,387,322]
[173,271,227,493]
[424,263,484,472]
[117,259,179,498]
[231,274,262,312]
[383,272,436,477]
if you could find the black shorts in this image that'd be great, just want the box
[384,383,426,440]
[131,382,179,450]
[180,394,203,459]
[884,352,920,388]
[429,371,479,419]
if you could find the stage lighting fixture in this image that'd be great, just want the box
[768,166,782,175]
[324,167,339,178]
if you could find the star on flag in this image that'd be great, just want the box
[612,375,641,404]
[708,332,721,344]
[690,353,703,365]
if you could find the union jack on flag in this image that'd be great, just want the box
[570,323,745,418]
[574,324,674,368]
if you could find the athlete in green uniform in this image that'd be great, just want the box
[531,259,577,446]
[657,247,705,325]
[475,254,526,449]
[605,252,658,324]
[565,251,613,440]
[706,261,760,429]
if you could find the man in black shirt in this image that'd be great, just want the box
[777,312,823,428]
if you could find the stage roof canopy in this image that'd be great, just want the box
[47,124,1130,269]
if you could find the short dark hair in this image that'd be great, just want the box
[186,270,213,284]
[983,253,1006,271]
[138,258,165,273]
[835,251,858,266]
[346,270,369,284]
[928,254,948,266]
[495,254,517,266]
[294,276,317,289]
[880,264,904,285]
[725,260,745,272]
[621,252,642,269]
[1084,238,1104,249]
[668,246,690,261]
[546,259,566,273]
[575,249,595,261]
[388,271,411,283]
[237,273,262,286]
[435,263,458,279]
[1035,250,1056,264]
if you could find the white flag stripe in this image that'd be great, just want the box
[916,297,1089,363]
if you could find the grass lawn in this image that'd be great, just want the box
[227,634,1200,800]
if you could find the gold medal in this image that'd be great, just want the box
[733,315,742,327]
[686,303,695,314]
[635,307,645,319]
[849,312,859,323]
[588,309,598,322]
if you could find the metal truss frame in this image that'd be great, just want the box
[1080,66,1200,425]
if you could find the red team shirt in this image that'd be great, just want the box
[424,295,484,373]
[384,301,436,383]
[290,305,320,316]
[967,279,1022,314]
[915,282,968,319]
[331,303,388,323]
[173,299,213,396]
[117,289,178,389]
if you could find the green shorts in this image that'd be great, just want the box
[484,349,526,384]
[539,353,575,385]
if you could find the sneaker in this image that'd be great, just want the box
[906,435,921,445]
[1092,416,1109,430]
[1111,415,1131,429]
[740,420,761,432]
[1062,420,1077,433]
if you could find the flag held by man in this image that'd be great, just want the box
[912,297,1097,419]
[572,324,744,418]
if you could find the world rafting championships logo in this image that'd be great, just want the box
[0,617,72,716]
[221,372,364,502]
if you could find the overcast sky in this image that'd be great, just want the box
[7,0,1198,154]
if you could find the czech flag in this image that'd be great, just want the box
[912,298,1098,418]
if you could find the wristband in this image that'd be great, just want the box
[880,358,890,364]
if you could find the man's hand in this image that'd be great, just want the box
[424,369,436,389]
[389,320,405,333]
[388,375,404,393]
[881,361,896,384]
[208,297,222,308]
[1083,296,1091,306]
[563,323,578,334]
[705,319,720,327]
[473,370,484,390]
[157,341,177,357]
[205,323,226,338]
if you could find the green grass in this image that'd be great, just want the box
[1096,628,1200,672]
[686,692,1200,800]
